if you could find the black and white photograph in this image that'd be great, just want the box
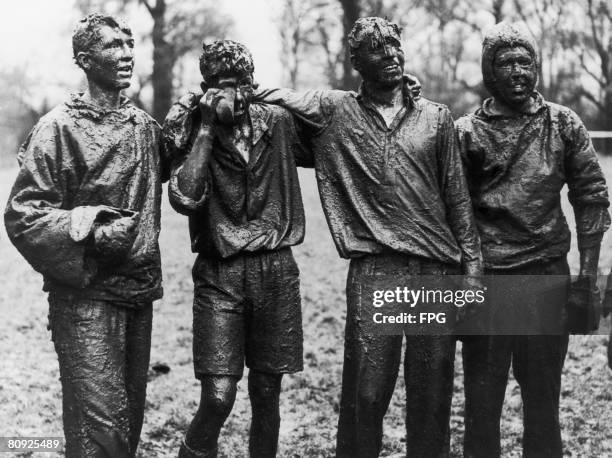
[1,0,612,456]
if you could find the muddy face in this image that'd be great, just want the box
[212,74,255,124]
[353,35,405,88]
[492,46,536,109]
[81,25,135,90]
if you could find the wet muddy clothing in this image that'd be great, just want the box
[262,89,480,458]
[456,93,610,269]
[5,94,167,304]
[164,94,307,258]
[257,86,481,267]
[462,258,570,458]
[192,248,302,378]
[258,86,480,457]
[457,92,605,457]
[4,93,167,458]
[337,253,459,458]
[49,295,152,458]
[164,94,306,379]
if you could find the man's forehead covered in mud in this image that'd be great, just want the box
[72,13,132,65]
[199,40,255,84]
[481,22,539,99]
[348,17,402,55]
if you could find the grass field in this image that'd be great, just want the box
[1,159,612,457]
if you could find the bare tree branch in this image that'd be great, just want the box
[579,51,607,86]
[586,0,607,63]
[140,0,154,15]
[578,87,605,112]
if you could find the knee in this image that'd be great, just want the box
[201,376,237,419]
[248,371,281,405]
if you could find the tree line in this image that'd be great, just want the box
[1,0,610,165]
[277,0,611,130]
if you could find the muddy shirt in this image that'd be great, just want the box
[257,87,481,265]
[164,94,306,258]
[456,93,610,269]
[5,94,167,305]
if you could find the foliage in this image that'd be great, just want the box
[274,0,612,129]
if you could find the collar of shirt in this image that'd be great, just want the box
[355,82,415,130]
[214,103,272,165]
[67,93,136,123]
[248,103,270,146]
[215,103,271,145]
[478,91,546,119]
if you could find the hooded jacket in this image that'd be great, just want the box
[481,22,539,102]
[456,23,610,269]
[5,94,169,305]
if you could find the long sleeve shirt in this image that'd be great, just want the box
[456,93,610,269]
[256,86,482,266]
[163,94,307,258]
[4,94,167,305]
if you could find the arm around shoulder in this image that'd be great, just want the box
[254,87,340,134]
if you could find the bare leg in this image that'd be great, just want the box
[180,375,239,458]
[248,370,283,457]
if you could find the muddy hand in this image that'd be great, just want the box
[199,88,225,126]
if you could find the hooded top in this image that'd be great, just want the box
[5,94,169,305]
[481,22,539,101]
[454,22,610,269]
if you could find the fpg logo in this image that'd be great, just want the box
[419,312,446,324]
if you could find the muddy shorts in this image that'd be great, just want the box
[192,248,303,378]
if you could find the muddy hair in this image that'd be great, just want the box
[72,13,132,68]
[199,40,254,84]
[347,17,402,57]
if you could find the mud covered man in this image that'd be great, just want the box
[257,17,482,457]
[456,22,610,457]
[163,40,308,457]
[4,13,168,458]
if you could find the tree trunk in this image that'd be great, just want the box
[603,87,612,131]
[338,0,361,90]
[150,0,174,122]
[492,0,505,23]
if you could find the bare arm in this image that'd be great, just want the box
[175,125,214,201]
[166,90,224,214]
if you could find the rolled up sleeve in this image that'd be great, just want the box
[565,112,611,248]
[162,93,210,214]
[168,161,209,215]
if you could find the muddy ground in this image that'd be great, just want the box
[1,161,612,457]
